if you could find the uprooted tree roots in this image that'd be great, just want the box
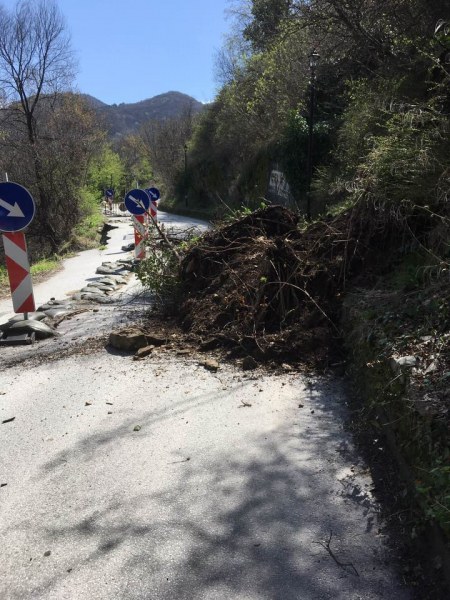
[175,206,356,363]
[176,203,448,365]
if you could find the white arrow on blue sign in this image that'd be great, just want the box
[146,187,160,201]
[124,188,150,215]
[0,182,36,233]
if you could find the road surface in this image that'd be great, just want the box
[0,211,208,323]
[0,212,412,599]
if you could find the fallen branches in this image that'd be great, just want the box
[177,202,432,365]
[178,205,351,364]
[313,531,359,577]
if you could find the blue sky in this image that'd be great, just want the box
[2,0,233,105]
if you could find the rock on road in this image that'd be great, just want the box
[0,212,412,599]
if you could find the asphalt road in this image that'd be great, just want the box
[0,211,412,599]
[0,211,208,323]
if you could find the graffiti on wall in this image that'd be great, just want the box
[267,168,295,206]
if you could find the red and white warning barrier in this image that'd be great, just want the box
[2,232,35,313]
[132,215,146,260]
[149,200,157,223]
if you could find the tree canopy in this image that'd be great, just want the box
[0,1,101,253]
[176,0,449,217]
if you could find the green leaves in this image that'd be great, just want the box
[86,145,125,199]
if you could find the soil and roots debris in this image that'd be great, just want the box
[177,202,448,369]
[178,205,368,364]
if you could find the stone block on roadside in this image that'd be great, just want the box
[80,292,116,304]
[111,276,128,285]
[38,301,73,311]
[8,312,46,323]
[81,286,106,294]
[96,262,129,276]
[98,277,118,285]
[117,260,133,270]
[201,358,220,372]
[109,328,148,351]
[134,345,155,359]
[86,283,117,292]
[1,313,46,331]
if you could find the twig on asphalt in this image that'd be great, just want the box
[313,531,359,576]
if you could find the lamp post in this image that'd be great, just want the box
[184,143,188,207]
[306,49,319,220]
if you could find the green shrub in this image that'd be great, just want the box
[71,187,104,248]
[359,107,449,211]
[135,241,181,314]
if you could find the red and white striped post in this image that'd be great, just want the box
[2,232,35,313]
[132,214,146,261]
[149,199,158,223]
[0,181,36,315]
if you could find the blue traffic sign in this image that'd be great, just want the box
[124,188,150,215]
[0,182,36,233]
[146,187,160,202]
[105,188,114,198]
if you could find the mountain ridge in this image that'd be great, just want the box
[81,91,204,138]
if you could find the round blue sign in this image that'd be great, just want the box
[124,188,150,215]
[0,182,36,233]
[105,188,114,198]
[146,187,161,201]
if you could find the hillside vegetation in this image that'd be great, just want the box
[170,0,449,219]
[142,1,449,591]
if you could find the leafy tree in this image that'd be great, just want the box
[0,0,77,251]
[115,133,153,195]
[86,145,125,200]
[1,93,104,250]
[214,31,251,86]
[139,104,197,196]
[178,0,450,221]
[243,0,292,51]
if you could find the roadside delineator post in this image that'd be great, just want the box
[145,188,160,224]
[132,215,146,261]
[124,188,151,262]
[2,232,36,313]
[0,181,36,315]
[149,199,158,223]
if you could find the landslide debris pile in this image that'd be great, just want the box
[178,202,448,365]
[179,205,372,364]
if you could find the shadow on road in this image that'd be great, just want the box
[7,379,409,599]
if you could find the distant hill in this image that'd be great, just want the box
[80,94,108,109]
[82,91,204,138]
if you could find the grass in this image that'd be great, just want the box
[0,256,61,293]
[0,265,8,287]
[70,210,105,249]
[30,257,60,277]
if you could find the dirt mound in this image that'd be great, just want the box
[178,200,448,365]
[178,205,367,365]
